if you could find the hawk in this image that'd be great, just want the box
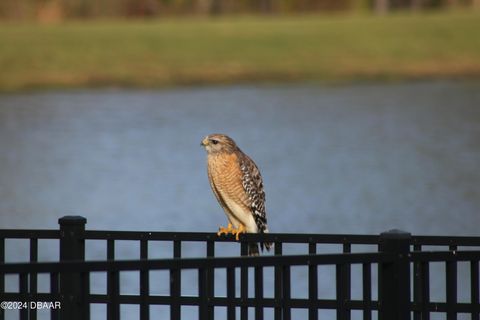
[201,134,272,256]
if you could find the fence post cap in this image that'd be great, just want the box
[58,216,87,226]
[380,229,411,239]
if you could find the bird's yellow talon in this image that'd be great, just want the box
[217,223,234,236]
[234,225,246,241]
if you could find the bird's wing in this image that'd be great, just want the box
[239,153,268,233]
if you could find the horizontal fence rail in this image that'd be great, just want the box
[0,216,479,320]
[0,252,395,273]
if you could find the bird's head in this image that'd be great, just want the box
[201,134,238,154]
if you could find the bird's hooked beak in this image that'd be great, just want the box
[200,137,209,147]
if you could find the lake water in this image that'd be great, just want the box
[0,81,479,319]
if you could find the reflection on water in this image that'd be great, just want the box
[0,81,479,319]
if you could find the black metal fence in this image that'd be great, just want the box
[0,216,479,320]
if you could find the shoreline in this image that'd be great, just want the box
[1,10,479,92]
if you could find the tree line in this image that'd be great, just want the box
[1,0,479,21]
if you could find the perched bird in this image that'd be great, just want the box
[201,134,272,256]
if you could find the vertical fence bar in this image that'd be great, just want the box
[446,246,458,320]
[336,243,352,320]
[81,271,90,320]
[274,242,283,320]
[29,238,38,320]
[378,230,411,320]
[362,263,372,320]
[207,240,215,319]
[420,261,430,320]
[50,273,59,320]
[0,238,4,320]
[59,216,87,320]
[199,268,208,320]
[308,242,318,320]
[471,260,479,320]
[241,242,248,320]
[343,243,352,320]
[171,240,181,320]
[170,266,180,320]
[336,263,349,320]
[227,267,236,320]
[107,239,119,320]
[413,244,422,320]
[254,266,264,320]
[19,273,28,320]
[282,265,291,320]
[413,244,430,320]
[173,240,182,258]
[206,239,215,257]
[140,239,149,320]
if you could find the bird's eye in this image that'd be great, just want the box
[211,139,218,145]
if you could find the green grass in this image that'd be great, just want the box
[1,10,480,91]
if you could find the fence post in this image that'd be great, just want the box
[59,216,87,320]
[379,229,411,320]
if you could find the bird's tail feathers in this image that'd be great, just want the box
[260,228,273,252]
[248,243,259,256]
[247,228,273,256]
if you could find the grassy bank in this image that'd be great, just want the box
[0,10,479,91]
